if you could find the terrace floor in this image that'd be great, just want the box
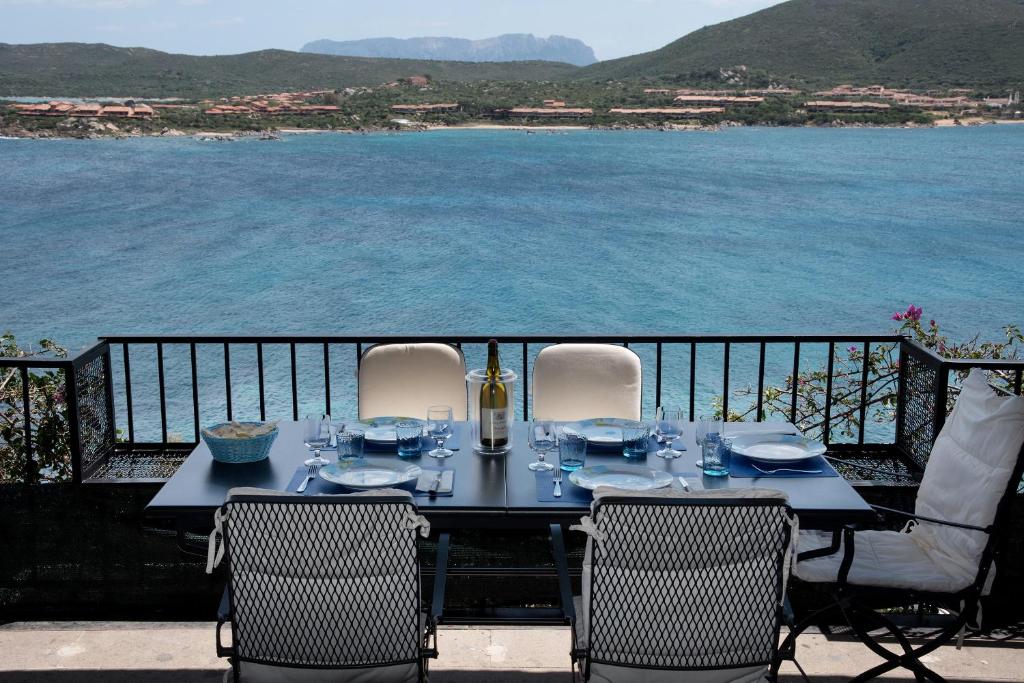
[1,622,1023,682]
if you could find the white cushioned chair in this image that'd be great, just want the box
[787,369,1024,682]
[206,487,449,683]
[532,344,642,421]
[358,343,467,421]
[552,487,797,682]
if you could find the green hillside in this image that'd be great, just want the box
[0,43,580,98]
[579,0,1024,88]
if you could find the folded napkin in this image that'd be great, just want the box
[415,469,455,496]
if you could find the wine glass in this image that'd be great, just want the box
[655,407,684,459]
[304,414,331,466]
[426,405,454,459]
[527,418,556,472]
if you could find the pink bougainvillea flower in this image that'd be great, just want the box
[906,305,923,321]
[848,345,858,353]
[892,312,904,321]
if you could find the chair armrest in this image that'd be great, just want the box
[549,523,576,625]
[797,529,843,562]
[430,533,450,624]
[870,505,993,533]
[216,586,234,657]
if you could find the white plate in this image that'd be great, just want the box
[729,433,826,464]
[569,464,674,491]
[563,418,641,446]
[319,461,422,489]
[354,417,425,443]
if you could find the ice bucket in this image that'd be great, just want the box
[466,368,517,455]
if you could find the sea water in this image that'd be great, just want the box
[2,126,1022,437]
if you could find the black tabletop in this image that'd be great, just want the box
[505,422,874,527]
[146,420,873,529]
[146,421,506,519]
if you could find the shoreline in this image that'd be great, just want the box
[0,118,1011,140]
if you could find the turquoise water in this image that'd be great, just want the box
[2,127,1022,436]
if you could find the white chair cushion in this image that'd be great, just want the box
[532,344,642,421]
[911,369,1024,588]
[795,529,974,593]
[359,343,467,421]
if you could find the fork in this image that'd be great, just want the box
[296,462,320,493]
[752,464,821,475]
[553,465,562,498]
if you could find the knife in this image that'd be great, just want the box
[428,471,443,497]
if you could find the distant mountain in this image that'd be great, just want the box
[0,43,580,98]
[579,0,1024,88]
[302,34,597,67]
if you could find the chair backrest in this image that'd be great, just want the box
[913,368,1024,587]
[532,343,642,421]
[583,489,795,675]
[220,489,427,670]
[359,343,468,421]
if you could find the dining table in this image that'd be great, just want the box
[145,419,874,531]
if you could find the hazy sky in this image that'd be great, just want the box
[0,0,784,60]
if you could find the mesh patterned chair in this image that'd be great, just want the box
[552,488,797,683]
[359,343,468,421]
[787,369,1024,682]
[532,344,642,421]
[206,487,450,683]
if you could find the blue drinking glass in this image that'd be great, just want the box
[702,436,733,477]
[396,421,423,458]
[621,420,651,459]
[559,430,587,472]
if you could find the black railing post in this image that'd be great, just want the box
[190,343,200,442]
[895,339,909,448]
[157,343,168,443]
[722,343,730,421]
[223,343,233,422]
[655,342,663,409]
[66,358,83,485]
[688,342,696,421]
[755,342,765,422]
[790,342,800,424]
[823,342,835,444]
[122,342,134,444]
[858,341,870,445]
[323,343,332,416]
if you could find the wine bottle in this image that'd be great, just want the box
[480,339,509,449]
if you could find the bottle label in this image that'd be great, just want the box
[480,407,509,442]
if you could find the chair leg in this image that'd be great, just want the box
[842,601,963,683]
[775,599,843,675]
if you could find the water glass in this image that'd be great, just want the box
[621,420,651,459]
[559,430,587,472]
[337,429,365,462]
[655,407,685,459]
[303,414,332,449]
[426,405,455,459]
[702,436,733,477]
[697,415,723,445]
[527,418,556,472]
[396,421,423,458]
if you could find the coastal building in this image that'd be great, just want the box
[99,106,132,117]
[390,103,461,114]
[543,100,567,108]
[643,89,673,95]
[673,95,765,107]
[70,104,102,117]
[608,107,725,118]
[804,100,892,113]
[506,107,593,119]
